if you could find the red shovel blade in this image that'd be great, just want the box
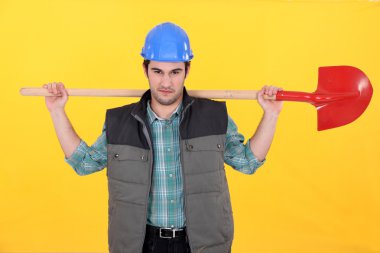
[276,66,373,131]
[316,66,373,130]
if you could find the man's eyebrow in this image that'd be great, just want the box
[171,68,183,72]
[150,67,183,72]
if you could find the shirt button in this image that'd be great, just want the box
[170,200,174,203]
[169,174,173,178]
[167,148,171,152]
[114,154,119,159]
[171,225,174,228]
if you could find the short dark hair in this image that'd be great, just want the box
[143,60,191,77]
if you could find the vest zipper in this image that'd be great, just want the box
[133,114,153,252]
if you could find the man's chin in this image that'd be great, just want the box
[151,90,183,106]
[156,98,178,106]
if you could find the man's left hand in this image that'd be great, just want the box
[257,85,283,116]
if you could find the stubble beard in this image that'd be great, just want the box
[151,84,184,106]
[152,90,182,106]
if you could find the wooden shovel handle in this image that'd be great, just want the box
[19,88,276,100]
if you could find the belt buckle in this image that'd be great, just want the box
[159,228,174,239]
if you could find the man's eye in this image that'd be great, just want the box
[172,71,179,75]
[154,70,161,74]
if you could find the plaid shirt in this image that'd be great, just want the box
[65,100,265,228]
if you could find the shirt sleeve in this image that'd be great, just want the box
[64,123,108,176]
[224,115,265,174]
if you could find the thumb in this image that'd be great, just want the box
[257,89,265,103]
[57,82,68,97]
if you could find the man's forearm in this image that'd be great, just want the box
[249,112,279,162]
[49,109,81,159]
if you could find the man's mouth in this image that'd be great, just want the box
[158,89,174,95]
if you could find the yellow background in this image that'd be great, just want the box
[0,0,379,252]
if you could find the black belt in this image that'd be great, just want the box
[146,224,187,239]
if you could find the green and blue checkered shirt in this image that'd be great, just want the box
[65,101,265,229]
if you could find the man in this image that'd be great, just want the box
[43,22,282,253]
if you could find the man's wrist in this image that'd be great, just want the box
[262,111,280,120]
[49,108,66,117]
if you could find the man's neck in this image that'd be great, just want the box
[150,99,182,120]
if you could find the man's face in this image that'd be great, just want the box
[143,60,189,106]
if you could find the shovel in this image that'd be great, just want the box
[20,65,373,131]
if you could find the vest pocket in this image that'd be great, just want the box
[184,137,225,174]
[107,144,150,184]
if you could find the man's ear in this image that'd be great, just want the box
[185,64,191,79]
[142,63,148,78]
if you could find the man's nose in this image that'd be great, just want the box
[161,74,172,87]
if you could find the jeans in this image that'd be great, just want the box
[142,225,191,253]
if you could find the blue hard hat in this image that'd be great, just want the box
[141,22,194,62]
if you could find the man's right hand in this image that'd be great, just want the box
[43,82,68,112]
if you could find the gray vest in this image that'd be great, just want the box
[106,89,234,253]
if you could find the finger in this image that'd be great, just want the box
[57,82,62,93]
[266,86,272,96]
[269,86,276,96]
[55,82,63,96]
[261,90,273,101]
[52,82,59,95]
[265,85,272,96]
[257,93,265,104]
[62,83,69,97]
[57,82,66,96]
[262,85,269,95]
[47,83,54,93]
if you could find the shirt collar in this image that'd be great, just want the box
[146,100,183,125]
